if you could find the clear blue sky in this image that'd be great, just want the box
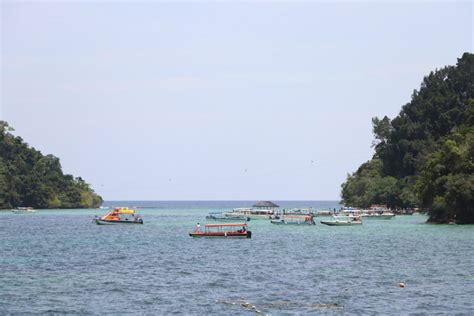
[1,2,472,200]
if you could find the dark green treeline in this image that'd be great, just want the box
[0,121,103,209]
[341,52,473,224]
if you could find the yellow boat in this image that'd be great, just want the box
[93,207,143,225]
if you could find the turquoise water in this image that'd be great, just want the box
[1,202,473,314]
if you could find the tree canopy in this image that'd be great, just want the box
[341,52,473,223]
[0,121,102,209]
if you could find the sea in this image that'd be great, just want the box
[1,201,473,315]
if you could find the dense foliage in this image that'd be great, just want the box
[341,52,473,223]
[0,121,103,209]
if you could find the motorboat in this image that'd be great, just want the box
[11,207,36,214]
[206,212,250,222]
[320,215,362,226]
[225,208,279,220]
[361,212,395,219]
[281,208,314,216]
[189,223,251,238]
[271,214,315,225]
[93,207,143,225]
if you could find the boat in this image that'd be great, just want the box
[226,208,279,220]
[361,212,395,219]
[206,212,250,222]
[320,215,362,226]
[189,223,252,238]
[281,208,314,216]
[93,207,143,225]
[271,214,315,225]
[11,207,36,214]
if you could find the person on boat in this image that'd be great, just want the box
[195,223,201,232]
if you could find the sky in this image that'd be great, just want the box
[1,1,472,200]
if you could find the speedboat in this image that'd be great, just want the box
[271,215,315,225]
[320,215,362,226]
[206,212,250,222]
[11,207,36,214]
[93,207,143,225]
[189,223,251,238]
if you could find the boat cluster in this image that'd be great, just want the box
[90,202,397,239]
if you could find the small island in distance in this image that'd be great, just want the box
[0,121,103,209]
[341,52,473,224]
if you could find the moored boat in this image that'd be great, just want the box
[206,212,250,222]
[361,212,395,219]
[93,207,143,225]
[320,215,362,226]
[189,223,251,238]
[282,208,314,216]
[11,207,36,214]
[226,208,279,220]
[271,214,315,225]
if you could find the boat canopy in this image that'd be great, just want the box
[205,223,247,227]
[114,207,136,214]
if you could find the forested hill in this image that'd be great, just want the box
[341,52,473,224]
[0,121,103,209]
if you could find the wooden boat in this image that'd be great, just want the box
[320,215,362,226]
[206,212,250,222]
[189,223,251,238]
[93,207,143,225]
[271,215,315,225]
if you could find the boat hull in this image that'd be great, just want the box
[362,214,395,219]
[320,221,362,226]
[189,231,251,238]
[94,219,143,225]
[271,220,315,225]
[206,216,251,222]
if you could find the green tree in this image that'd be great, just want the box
[0,120,103,209]
[340,53,473,223]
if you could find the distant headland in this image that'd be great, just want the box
[0,121,102,209]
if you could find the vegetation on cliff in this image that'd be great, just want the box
[0,121,103,209]
[341,52,473,223]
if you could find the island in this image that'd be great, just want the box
[0,121,103,209]
[340,52,473,224]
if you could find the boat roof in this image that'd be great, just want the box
[111,207,136,214]
[205,223,247,227]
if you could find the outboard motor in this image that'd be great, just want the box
[246,231,252,239]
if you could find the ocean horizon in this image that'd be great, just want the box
[101,200,342,209]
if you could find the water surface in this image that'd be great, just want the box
[1,201,473,314]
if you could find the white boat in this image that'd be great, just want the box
[226,208,279,220]
[282,208,314,216]
[271,214,315,225]
[206,212,250,222]
[11,207,37,214]
[320,215,362,226]
[361,212,395,219]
